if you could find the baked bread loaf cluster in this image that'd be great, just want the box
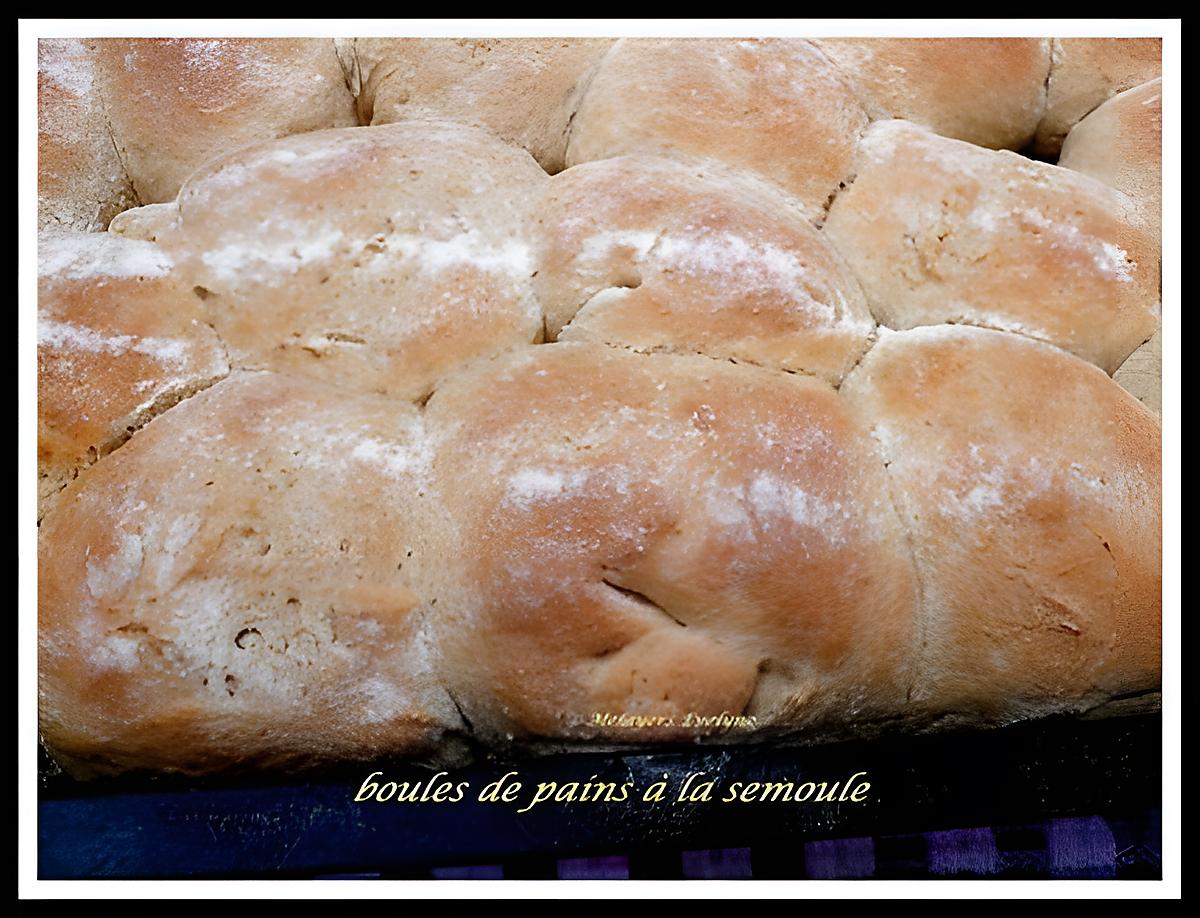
[37,37,1163,777]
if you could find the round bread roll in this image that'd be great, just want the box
[426,342,919,743]
[91,38,358,204]
[37,231,228,519]
[841,326,1161,722]
[566,38,868,222]
[814,37,1051,150]
[534,154,875,383]
[1059,79,1163,246]
[39,371,460,778]
[37,39,136,231]
[153,120,547,400]
[1113,330,1162,415]
[349,37,612,174]
[823,120,1160,374]
[1034,37,1162,157]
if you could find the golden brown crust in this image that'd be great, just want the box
[823,121,1160,374]
[566,38,869,222]
[154,120,547,400]
[37,231,228,519]
[814,37,1051,150]
[1059,79,1162,245]
[38,39,137,231]
[91,38,358,204]
[353,37,613,173]
[534,155,874,383]
[38,371,459,778]
[841,326,1161,722]
[1035,37,1162,157]
[426,342,920,743]
[35,37,1164,778]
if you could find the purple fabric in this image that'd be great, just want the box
[927,827,1001,877]
[804,836,875,879]
[1046,817,1117,879]
[413,813,1149,879]
[681,847,754,879]
[557,856,630,879]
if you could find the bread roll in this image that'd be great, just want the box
[840,326,1161,721]
[349,37,612,173]
[814,38,1050,150]
[154,120,547,400]
[1113,330,1162,414]
[1059,79,1163,245]
[37,231,228,519]
[91,38,358,204]
[566,38,868,222]
[39,371,459,778]
[1034,37,1162,157]
[823,120,1160,374]
[534,154,874,383]
[37,39,136,231]
[426,342,919,743]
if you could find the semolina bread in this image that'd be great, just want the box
[36,35,1165,778]
[1034,37,1162,157]
[90,38,358,204]
[823,120,1160,374]
[1059,78,1163,246]
[565,38,869,223]
[814,37,1051,151]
